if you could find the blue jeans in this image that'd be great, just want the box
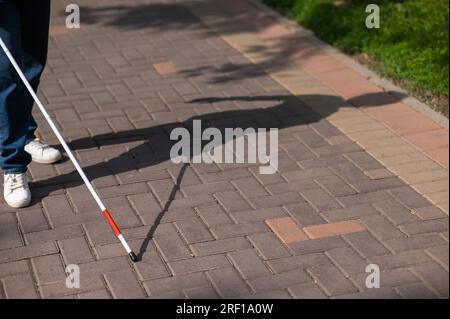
[0,0,50,174]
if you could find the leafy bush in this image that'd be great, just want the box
[263,0,449,98]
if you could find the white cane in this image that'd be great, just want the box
[0,37,138,262]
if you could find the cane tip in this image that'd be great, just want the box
[128,252,138,262]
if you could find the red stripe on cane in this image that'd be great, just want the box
[102,209,121,236]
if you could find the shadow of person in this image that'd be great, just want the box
[30,91,409,200]
[30,93,337,192]
[29,91,405,259]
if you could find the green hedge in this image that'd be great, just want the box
[263,0,449,98]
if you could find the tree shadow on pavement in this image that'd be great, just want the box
[75,1,325,83]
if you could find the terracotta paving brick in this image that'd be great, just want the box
[301,57,346,75]
[303,220,366,239]
[49,25,67,37]
[370,107,441,135]
[265,217,309,244]
[362,102,412,120]
[427,147,449,168]
[153,61,177,75]
[259,24,291,40]
[332,82,383,100]
[404,129,449,151]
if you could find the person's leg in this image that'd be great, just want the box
[0,1,33,174]
[18,0,51,142]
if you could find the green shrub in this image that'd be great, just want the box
[263,0,449,97]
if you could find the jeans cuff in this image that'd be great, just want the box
[3,167,27,175]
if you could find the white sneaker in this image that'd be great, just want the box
[24,138,62,164]
[3,173,32,208]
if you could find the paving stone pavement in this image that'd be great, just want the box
[0,0,448,299]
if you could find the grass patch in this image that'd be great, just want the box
[263,0,449,116]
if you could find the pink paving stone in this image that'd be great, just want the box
[259,24,291,40]
[49,25,67,37]
[427,147,449,168]
[153,62,177,75]
[265,217,309,244]
[303,220,366,239]
[316,68,367,87]
[364,103,441,135]
[300,56,347,74]
[404,129,449,151]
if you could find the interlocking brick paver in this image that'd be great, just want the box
[17,208,51,233]
[153,62,177,76]
[265,217,308,243]
[196,204,234,227]
[301,188,342,211]
[59,236,95,264]
[25,225,84,244]
[78,257,131,276]
[267,253,329,274]
[3,274,39,299]
[78,289,112,299]
[0,260,29,278]
[368,251,432,269]
[104,269,147,299]
[266,180,317,194]
[336,287,402,299]
[384,234,447,253]
[84,221,118,246]
[337,191,392,206]
[412,206,447,220]
[359,215,405,240]
[373,200,418,225]
[207,267,252,298]
[133,242,171,281]
[325,247,367,276]
[228,249,271,279]
[175,218,214,244]
[0,242,58,264]
[214,191,252,212]
[426,245,449,270]
[153,223,192,262]
[31,254,66,285]
[288,282,327,299]
[284,201,326,226]
[183,285,219,299]
[168,255,230,275]
[144,273,210,296]
[248,269,310,293]
[0,222,23,250]
[307,265,357,296]
[303,220,366,239]
[400,219,449,236]
[388,186,431,209]
[248,232,291,260]
[210,222,268,239]
[352,268,419,291]
[321,204,379,222]
[232,207,288,223]
[395,283,437,299]
[314,175,357,197]
[0,0,446,299]
[343,232,390,257]
[288,236,347,255]
[191,237,251,257]
[411,262,449,297]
